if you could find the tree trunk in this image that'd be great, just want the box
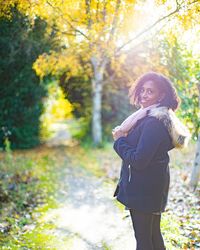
[189,134,200,190]
[91,56,106,146]
[92,75,103,145]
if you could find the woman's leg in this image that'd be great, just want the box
[129,209,154,250]
[152,214,166,250]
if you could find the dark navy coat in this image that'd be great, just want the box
[113,115,174,213]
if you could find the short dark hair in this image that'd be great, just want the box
[129,71,180,111]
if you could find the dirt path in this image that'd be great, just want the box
[42,165,136,250]
[42,120,136,249]
[42,122,199,249]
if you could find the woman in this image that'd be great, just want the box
[112,72,190,250]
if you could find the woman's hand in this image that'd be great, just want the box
[112,128,126,141]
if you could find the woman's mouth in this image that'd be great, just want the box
[141,99,148,103]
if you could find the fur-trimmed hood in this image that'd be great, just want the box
[148,106,191,149]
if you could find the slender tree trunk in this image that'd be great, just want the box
[92,76,103,145]
[190,134,200,190]
[190,83,200,191]
[91,56,106,145]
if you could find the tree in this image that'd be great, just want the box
[153,36,200,138]
[1,0,199,146]
[0,8,55,149]
[190,130,200,191]
[190,75,200,190]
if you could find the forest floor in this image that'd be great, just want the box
[39,143,200,250]
[41,154,136,250]
[0,125,199,249]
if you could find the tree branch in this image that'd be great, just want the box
[117,8,180,52]
[50,25,77,37]
[85,0,92,29]
[109,0,121,38]
[116,0,199,52]
[102,0,107,22]
[46,0,90,40]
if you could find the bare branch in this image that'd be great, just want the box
[175,0,181,8]
[100,0,121,65]
[109,0,121,37]
[116,0,199,52]
[85,0,92,29]
[50,25,78,37]
[117,8,180,52]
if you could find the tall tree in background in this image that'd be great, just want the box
[1,0,199,146]
[190,75,200,190]
[0,9,54,149]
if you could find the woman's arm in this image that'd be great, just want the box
[113,118,166,171]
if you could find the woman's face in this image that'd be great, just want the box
[139,80,161,108]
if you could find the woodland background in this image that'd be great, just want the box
[0,0,199,249]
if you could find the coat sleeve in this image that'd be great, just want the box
[113,118,165,171]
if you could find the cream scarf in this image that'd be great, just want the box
[112,103,160,136]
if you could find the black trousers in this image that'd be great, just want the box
[129,209,166,250]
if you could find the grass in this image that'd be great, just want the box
[0,138,199,249]
[69,140,199,249]
[161,213,191,249]
[162,141,199,249]
[0,142,67,249]
[63,141,115,178]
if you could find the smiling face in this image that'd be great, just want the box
[139,80,162,108]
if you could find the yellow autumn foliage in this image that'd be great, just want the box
[1,0,199,79]
[39,82,73,140]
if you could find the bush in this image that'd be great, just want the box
[0,9,54,149]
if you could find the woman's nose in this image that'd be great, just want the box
[141,91,147,98]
